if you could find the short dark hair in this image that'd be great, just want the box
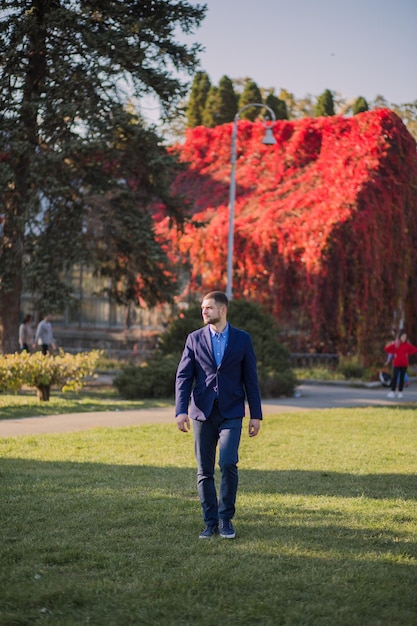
[202,291,229,308]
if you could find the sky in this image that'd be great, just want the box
[180,0,416,106]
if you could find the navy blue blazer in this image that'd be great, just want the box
[175,324,263,422]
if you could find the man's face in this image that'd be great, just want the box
[201,298,223,325]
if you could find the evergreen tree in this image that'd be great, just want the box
[201,86,220,127]
[265,93,288,120]
[201,76,238,127]
[238,80,263,120]
[0,0,205,353]
[353,96,369,115]
[186,71,211,127]
[216,75,238,123]
[315,89,335,117]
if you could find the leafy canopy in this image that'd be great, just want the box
[0,0,206,352]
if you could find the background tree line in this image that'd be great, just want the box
[184,71,417,141]
[185,72,369,127]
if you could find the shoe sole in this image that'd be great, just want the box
[220,533,236,539]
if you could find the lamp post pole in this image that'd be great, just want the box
[226,103,276,300]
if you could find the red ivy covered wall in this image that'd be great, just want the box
[156,110,417,360]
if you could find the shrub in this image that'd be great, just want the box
[258,370,298,398]
[156,305,203,355]
[113,354,178,399]
[337,356,366,380]
[0,353,28,394]
[0,350,101,400]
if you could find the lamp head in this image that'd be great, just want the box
[262,126,276,145]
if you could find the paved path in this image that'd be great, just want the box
[1,381,416,438]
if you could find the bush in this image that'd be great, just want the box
[156,305,203,355]
[258,370,298,398]
[0,350,101,400]
[0,353,27,394]
[337,356,366,380]
[113,354,178,399]
[114,299,297,399]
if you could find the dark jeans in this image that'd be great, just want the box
[391,366,407,392]
[192,404,242,527]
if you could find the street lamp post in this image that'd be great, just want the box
[226,103,276,300]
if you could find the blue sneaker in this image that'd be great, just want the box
[220,519,236,539]
[199,525,219,539]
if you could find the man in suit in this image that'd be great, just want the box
[175,291,262,539]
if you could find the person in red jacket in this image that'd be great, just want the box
[384,329,417,398]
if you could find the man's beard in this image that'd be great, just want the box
[203,314,220,326]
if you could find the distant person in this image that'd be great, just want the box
[384,329,417,398]
[175,291,262,540]
[383,352,409,388]
[19,314,35,352]
[35,314,56,355]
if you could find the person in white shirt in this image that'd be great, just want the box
[19,314,35,352]
[35,314,56,355]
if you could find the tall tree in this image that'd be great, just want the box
[201,76,238,127]
[186,71,211,127]
[353,96,369,115]
[238,80,263,120]
[215,75,238,124]
[0,0,206,353]
[315,89,335,117]
[201,86,220,127]
[265,92,288,120]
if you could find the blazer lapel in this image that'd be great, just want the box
[220,325,237,366]
[202,325,217,365]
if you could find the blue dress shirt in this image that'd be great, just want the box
[210,324,229,367]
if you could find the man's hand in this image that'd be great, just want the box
[248,419,261,437]
[175,413,190,433]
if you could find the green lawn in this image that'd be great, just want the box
[0,386,172,419]
[1,407,417,625]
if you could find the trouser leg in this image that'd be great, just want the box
[193,415,220,527]
[391,367,399,391]
[398,367,407,391]
[218,418,242,521]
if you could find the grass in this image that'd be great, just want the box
[1,406,417,625]
[0,386,172,419]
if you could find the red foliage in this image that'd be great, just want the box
[157,110,417,359]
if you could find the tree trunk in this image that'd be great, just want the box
[0,5,45,354]
[0,227,24,355]
[37,384,51,401]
